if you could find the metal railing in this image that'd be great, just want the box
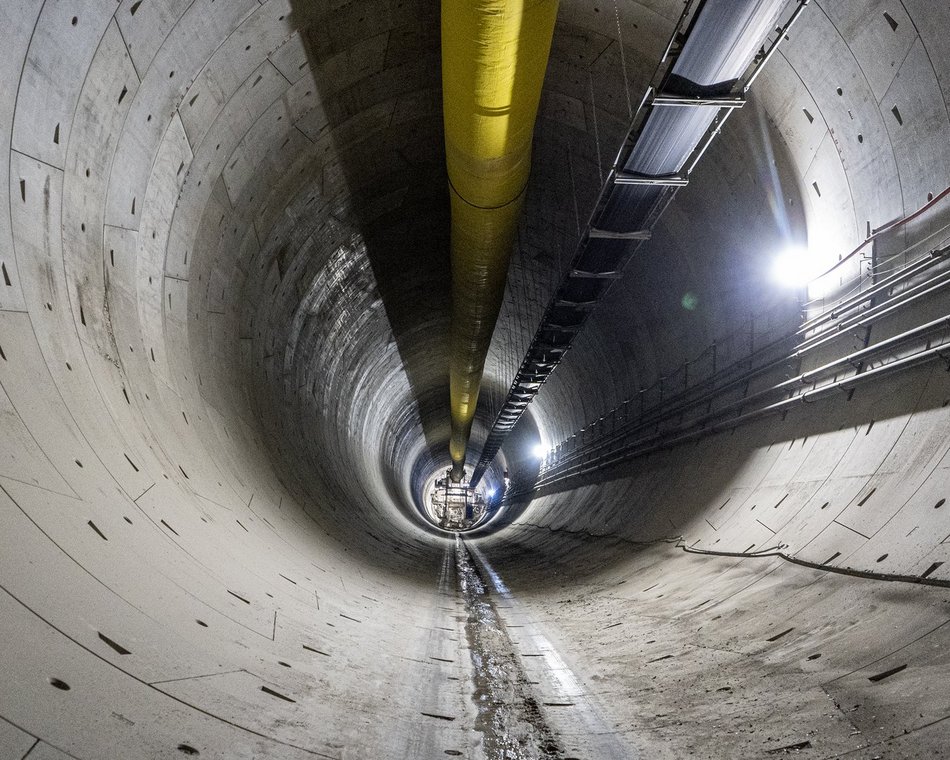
[518,234,950,495]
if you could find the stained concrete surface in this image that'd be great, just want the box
[477,536,950,758]
[2,0,950,758]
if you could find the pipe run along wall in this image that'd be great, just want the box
[443,0,559,481]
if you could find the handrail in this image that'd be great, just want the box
[803,184,950,288]
[545,239,950,468]
[543,311,950,478]
[526,337,950,493]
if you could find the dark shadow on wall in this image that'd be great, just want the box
[461,101,813,539]
[474,356,950,586]
[275,2,950,580]
[516,169,950,521]
[287,0,451,458]
[581,101,808,401]
[465,92,950,579]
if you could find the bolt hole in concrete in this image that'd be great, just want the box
[98,632,131,655]
[260,685,295,703]
[869,663,907,682]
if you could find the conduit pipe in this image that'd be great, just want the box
[442,0,559,481]
[527,338,950,492]
[546,311,950,477]
[798,247,949,335]
[803,184,950,287]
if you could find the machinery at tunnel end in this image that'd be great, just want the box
[428,470,490,531]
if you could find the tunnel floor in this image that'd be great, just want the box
[4,497,949,758]
[456,538,629,759]
[409,534,950,759]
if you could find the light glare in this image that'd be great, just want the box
[531,442,547,460]
[772,245,827,287]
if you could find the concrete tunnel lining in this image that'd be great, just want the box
[2,0,950,757]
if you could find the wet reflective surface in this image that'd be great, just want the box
[456,538,566,759]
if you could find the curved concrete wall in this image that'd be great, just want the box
[1,1,949,758]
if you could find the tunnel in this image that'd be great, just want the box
[2,0,950,758]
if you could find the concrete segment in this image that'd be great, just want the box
[0,0,949,758]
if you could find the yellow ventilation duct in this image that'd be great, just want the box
[442,0,559,481]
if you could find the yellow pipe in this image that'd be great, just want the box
[443,0,559,481]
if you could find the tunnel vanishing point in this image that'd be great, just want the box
[2,0,950,758]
